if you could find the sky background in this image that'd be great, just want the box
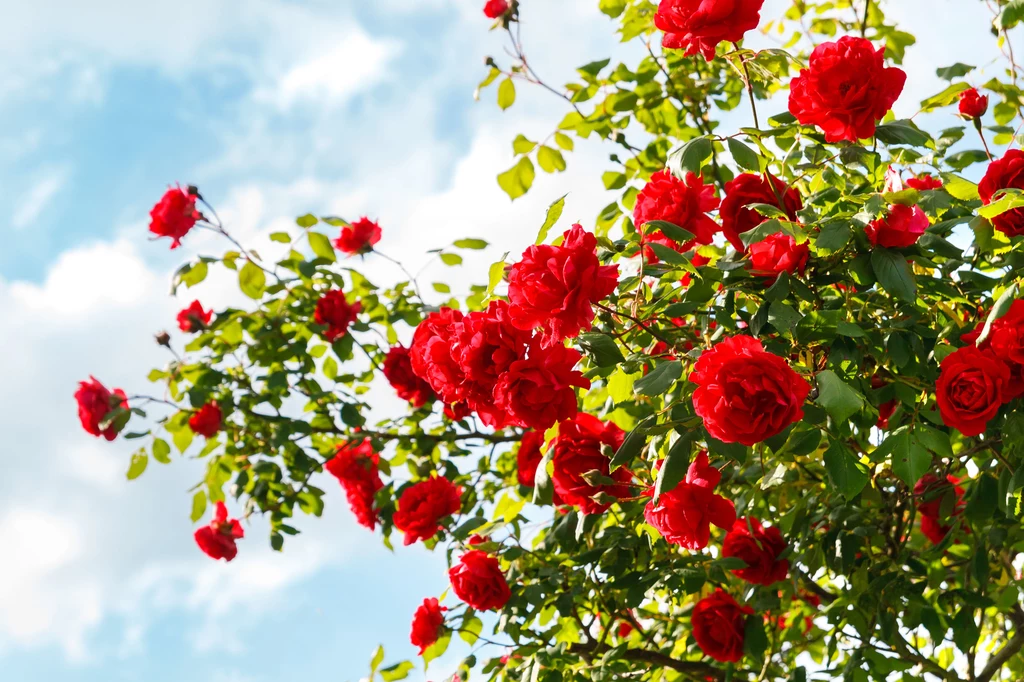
[0,1,1014,681]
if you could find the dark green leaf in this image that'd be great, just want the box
[633,360,682,396]
[823,441,869,498]
[871,248,916,301]
[816,370,865,423]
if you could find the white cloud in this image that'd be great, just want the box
[11,166,70,231]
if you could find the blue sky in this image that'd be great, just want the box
[0,1,1012,681]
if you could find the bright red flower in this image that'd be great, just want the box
[914,473,965,520]
[634,170,719,257]
[969,299,1024,400]
[654,0,765,61]
[75,377,128,441]
[691,589,754,663]
[958,87,989,119]
[194,501,244,561]
[494,345,590,431]
[788,36,906,143]
[189,402,222,438]
[551,414,631,514]
[872,376,898,430]
[448,550,511,611]
[746,233,809,282]
[516,430,546,487]
[721,517,789,586]
[979,149,1024,237]
[393,476,463,546]
[149,185,202,249]
[314,289,361,342]
[617,621,634,638]
[444,401,471,421]
[690,335,811,445]
[410,597,447,655]
[644,451,736,549]
[333,217,381,255]
[507,224,618,347]
[177,300,213,333]
[905,174,942,191]
[483,0,509,18]
[720,173,803,251]
[325,439,383,530]
[935,345,1009,437]
[410,308,466,404]
[455,300,532,427]
[383,346,435,407]
[865,204,928,248]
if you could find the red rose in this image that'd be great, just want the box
[691,589,754,663]
[448,550,511,611]
[325,439,383,530]
[177,300,213,333]
[516,430,546,487]
[958,87,989,119]
[920,514,955,545]
[616,621,634,638]
[644,451,736,549]
[189,402,222,438]
[935,345,1009,437]
[393,476,463,545]
[444,401,471,421]
[720,173,803,251]
[149,185,202,249]
[690,335,811,445]
[494,345,590,431]
[410,597,446,655]
[865,204,929,248]
[456,300,532,427]
[410,308,466,404]
[905,174,942,191]
[551,414,631,514]
[508,224,618,347]
[979,149,1024,237]
[333,217,381,255]
[634,170,720,256]
[788,36,906,143]
[872,374,898,430]
[913,473,965,520]
[654,0,765,61]
[975,300,1024,399]
[483,0,509,18]
[746,232,809,282]
[721,517,789,586]
[194,501,244,561]
[314,289,361,342]
[74,376,128,441]
[383,345,435,408]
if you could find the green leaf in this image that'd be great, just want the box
[920,82,971,112]
[532,449,555,505]
[1002,0,1024,29]
[824,441,869,498]
[875,120,931,147]
[537,145,567,173]
[177,261,209,290]
[633,360,682,396]
[126,451,148,480]
[459,615,483,644]
[890,431,932,488]
[576,332,625,367]
[497,78,516,110]
[512,134,536,154]
[497,157,536,201]
[422,633,450,667]
[152,438,171,464]
[432,282,450,293]
[727,138,761,171]
[238,261,267,300]
[610,423,649,469]
[440,253,463,266]
[941,174,980,200]
[370,645,385,678]
[965,473,999,522]
[816,370,865,423]
[977,284,1018,345]
[672,137,713,175]
[554,132,574,150]
[768,301,802,333]
[536,194,566,244]
[453,238,488,250]
[871,248,916,301]
[487,257,507,296]
[190,490,207,523]
[646,219,696,245]
[308,232,336,263]
[936,63,975,80]
[815,222,851,252]
[598,0,627,17]
[653,436,691,501]
[295,213,318,228]
[743,615,768,663]
[380,662,414,682]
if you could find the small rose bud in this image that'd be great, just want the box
[155,330,171,347]
[958,87,988,119]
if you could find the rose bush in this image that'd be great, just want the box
[77,1,1024,680]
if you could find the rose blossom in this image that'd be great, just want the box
[958,87,989,119]
[455,300,531,427]
[494,345,590,431]
[410,597,446,655]
[720,173,803,251]
[333,217,381,255]
[177,300,213,333]
[189,401,223,438]
[690,335,811,445]
[788,36,906,142]
[383,345,435,407]
[746,233,809,282]
[644,451,736,550]
[935,345,1009,437]
[393,476,463,545]
[691,589,754,663]
[483,0,509,18]
[325,439,383,530]
[74,376,128,441]
[721,517,789,586]
[410,308,466,404]
[448,550,511,611]
[979,149,1024,237]
[865,204,929,248]
[516,430,546,487]
[507,224,618,347]
[964,300,1024,400]
[633,169,720,258]
[551,414,632,514]
[194,501,244,561]
[314,289,361,342]
[905,174,942,191]
[149,185,202,249]
[654,0,765,61]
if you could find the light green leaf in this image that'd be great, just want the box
[727,137,761,171]
[126,451,148,480]
[497,78,516,110]
[308,232,336,263]
[238,261,267,300]
[459,616,483,645]
[380,662,414,682]
[152,438,171,464]
[536,194,566,244]
[537,145,567,173]
[453,238,488,250]
[190,490,207,523]
[497,157,536,201]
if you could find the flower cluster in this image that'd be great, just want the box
[325,439,384,530]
